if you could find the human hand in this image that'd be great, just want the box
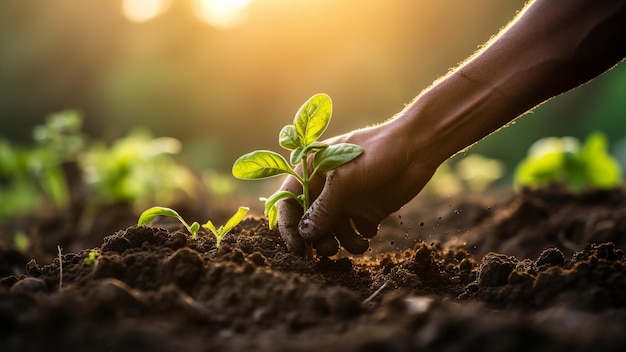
[276,118,442,257]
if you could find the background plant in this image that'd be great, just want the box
[232,93,363,228]
[0,111,82,219]
[81,128,195,209]
[514,132,622,191]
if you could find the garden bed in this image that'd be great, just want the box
[2,186,626,351]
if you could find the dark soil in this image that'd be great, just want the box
[2,186,626,351]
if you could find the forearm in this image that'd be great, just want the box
[397,0,626,164]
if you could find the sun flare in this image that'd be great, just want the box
[122,0,170,23]
[192,0,253,29]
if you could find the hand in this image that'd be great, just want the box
[279,0,626,257]
[276,117,442,257]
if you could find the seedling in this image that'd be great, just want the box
[84,249,101,265]
[57,245,63,291]
[137,206,249,246]
[514,132,622,191]
[232,93,363,229]
[137,206,201,236]
[203,206,250,247]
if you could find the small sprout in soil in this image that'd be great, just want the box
[202,206,249,247]
[232,93,363,228]
[84,249,101,265]
[514,132,622,192]
[13,231,30,252]
[57,245,63,291]
[137,206,249,246]
[137,206,201,237]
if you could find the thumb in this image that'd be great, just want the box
[277,197,306,256]
[298,180,346,241]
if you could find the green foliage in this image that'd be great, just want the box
[1,111,196,222]
[514,132,622,192]
[31,111,86,208]
[33,110,85,160]
[0,112,83,219]
[137,206,249,246]
[84,249,101,265]
[0,140,39,219]
[13,231,30,252]
[81,128,194,207]
[425,154,505,196]
[137,206,201,237]
[202,206,249,247]
[232,93,363,229]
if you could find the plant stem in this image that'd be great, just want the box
[300,159,315,260]
[57,245,63,291]
[301,158,310,210]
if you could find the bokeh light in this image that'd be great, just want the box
[192,0,253,29]
[2,0,625,176]
[122,0,171,23]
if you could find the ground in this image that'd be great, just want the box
[2,186,626,351]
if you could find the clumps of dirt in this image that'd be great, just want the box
[5,222,367,338]
[453,187,626,259]
[463,243,626,310]
[369,241,477,299]
[2,187,626,351]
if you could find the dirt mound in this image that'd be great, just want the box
[2,187,626,351]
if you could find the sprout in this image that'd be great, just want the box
[232,94,363,229]
[137,206,249,246]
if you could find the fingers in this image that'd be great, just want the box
[350,218,380,239]
[333,220,369,254]
[313,236,339,257]
[277,197,306,256]
[276,152,395,257]
[298,174,347,242]
[276,176,307,256]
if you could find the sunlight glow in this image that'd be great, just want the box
[192,0,253,29]
[122,0,170,23]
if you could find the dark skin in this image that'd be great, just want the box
[277,0,626,257]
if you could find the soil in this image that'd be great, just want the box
[2,186,626,351]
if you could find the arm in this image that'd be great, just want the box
[403,0,626,165]
[278,0,626,257]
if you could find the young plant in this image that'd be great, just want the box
[203,206,249,247]
[137,206,201,236]
[232,93,363,229]
[137,206,249,246]
[514,132,622,191]
[84,249,101,265]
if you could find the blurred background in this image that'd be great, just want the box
[2,0,626,183]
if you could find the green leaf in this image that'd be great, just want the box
[204,220,218,235]
[290,147,305,165]
[262,191,300,230]
[202,206,249,247]
[137,206,199,237]
[313,143,364,171]
[222,206,249,234]
[84,250,100,265]
[189,222,200,236]
[294,93,332,147]
[290,142,328,165]
[580,133,622,189]
[264,190,301,211]
[279,125,301,150]
[265,204,278,230]
[137,206,182,226]
[514,133,622,191]
[232,151,296,179]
